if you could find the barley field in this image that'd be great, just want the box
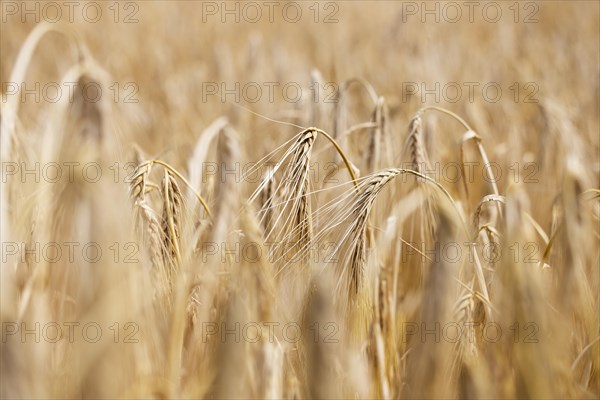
[1,1,599,399]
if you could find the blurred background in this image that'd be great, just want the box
[1,1,599,399]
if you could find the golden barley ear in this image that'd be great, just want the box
[344,169,403,297]
[405,112,429,173]
[129,161,165,272]
[401,112,438,244]
[365,96,389,172]
[161,169,184,270]
[254,128,317,268]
